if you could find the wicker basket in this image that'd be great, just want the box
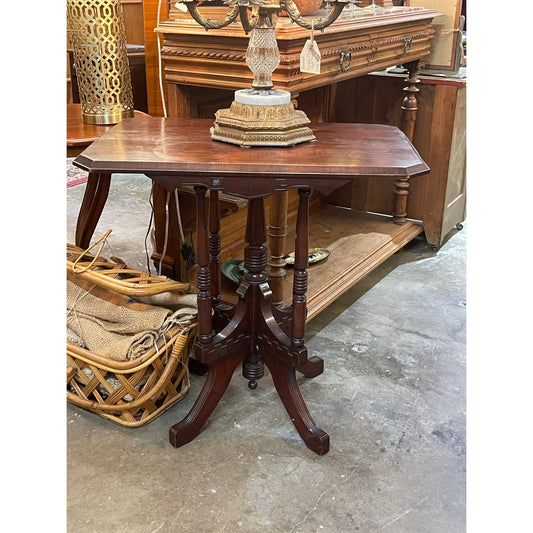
[67,240,197,427]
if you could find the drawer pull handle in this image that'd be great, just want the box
[339,51,352,72]
[404,38,413,54]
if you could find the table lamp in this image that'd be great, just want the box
[67,0,135,125]
[176,0,356,146]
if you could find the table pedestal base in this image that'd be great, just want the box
[169,187,329,455]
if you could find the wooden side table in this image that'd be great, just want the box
[67,103,149,248]
[74,117,429,455]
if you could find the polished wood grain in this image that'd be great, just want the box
[73,117,428,455]
[67,103,149,154]
[75,117,429,185]
[67,104,118,156]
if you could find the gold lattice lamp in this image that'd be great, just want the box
[178,0,355,147]
[67,0,134,125]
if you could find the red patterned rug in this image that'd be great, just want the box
[67,158,88,188]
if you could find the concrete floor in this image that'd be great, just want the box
[66,174,466,532]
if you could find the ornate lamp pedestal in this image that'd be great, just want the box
[211,88,315,146]
[180,0,352,146]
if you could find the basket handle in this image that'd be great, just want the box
[71,229,113,274]
[68,234,193,296]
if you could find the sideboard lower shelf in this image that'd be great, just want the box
[217,206,423,322]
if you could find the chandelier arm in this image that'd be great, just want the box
[185,3,241,30]
[238,5,259,34]
[283,1,346,31]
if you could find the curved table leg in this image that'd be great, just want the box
[297,356,324,378]
[169,352,242,448]
[75,172,111,249]
[263,351,329,455]
[270,305,324,378]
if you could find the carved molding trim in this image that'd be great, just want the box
[161,46,246,61]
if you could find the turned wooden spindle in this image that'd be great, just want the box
[392,178,410,224]
[208,190,221,307]
[194,186,213,343]
[400,60,420,143]
[291,188,311,349]
[244,198,268,282]
[242,197,268,388]
[267,190,288,306]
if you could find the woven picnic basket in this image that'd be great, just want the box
[66,237,197,427]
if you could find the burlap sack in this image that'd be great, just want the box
[67,270,196,361]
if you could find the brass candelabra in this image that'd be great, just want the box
[176,0,354,146]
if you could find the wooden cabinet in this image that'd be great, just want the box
[328,70,466,247]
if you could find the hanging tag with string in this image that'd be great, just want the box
[300,21,321,75]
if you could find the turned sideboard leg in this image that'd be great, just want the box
[401,60,420,143]
[393,60,419,225]
[393,178,410,225]
[268,191,288,307]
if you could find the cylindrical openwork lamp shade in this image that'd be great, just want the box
[67,0,134,124]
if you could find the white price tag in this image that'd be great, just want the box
[300,24,321,75]
[300,39,321,74]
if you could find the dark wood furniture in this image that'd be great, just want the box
[67,103,149,248]
[141,4,440,287]
[73,117,429,455]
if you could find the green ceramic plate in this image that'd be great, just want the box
[221,259,248,285]
[221,259,277,285]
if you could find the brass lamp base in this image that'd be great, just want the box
[82,108,135,126]
[210,89,316,147]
